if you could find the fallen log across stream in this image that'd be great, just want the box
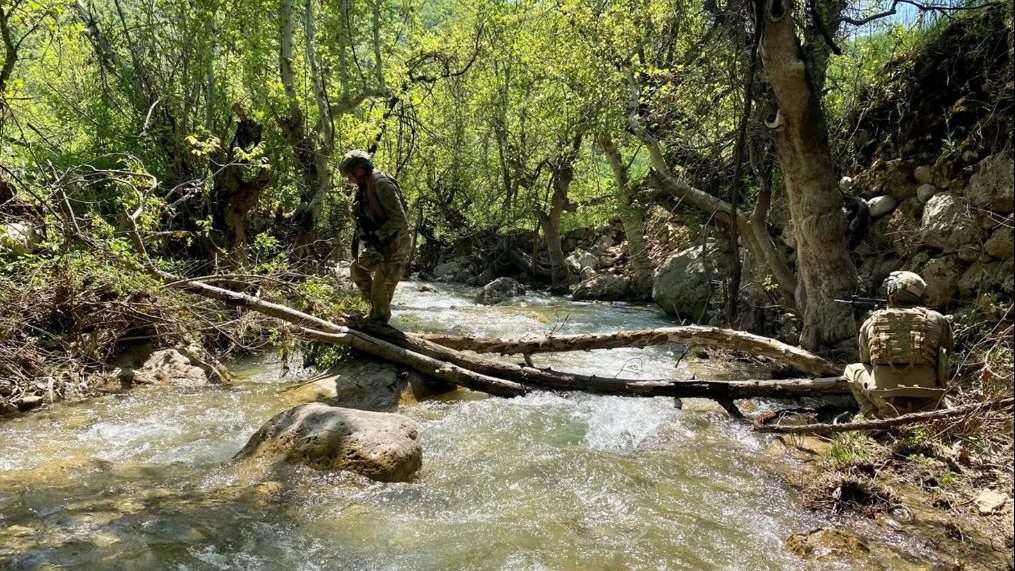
[122,211,848,407]
[153,273,850,407]
[420,327,841,377]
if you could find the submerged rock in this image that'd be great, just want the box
[785,527,870,562]
[235,403,422,482]
[475,277,525,305]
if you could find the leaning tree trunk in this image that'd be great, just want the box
[598,134,653,298]
[537,134,583,292]
[760,0,857,350]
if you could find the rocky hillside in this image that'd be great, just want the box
[839,3,1014,310]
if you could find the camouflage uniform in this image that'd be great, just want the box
[845,272,953,418]
[342,152,411,323]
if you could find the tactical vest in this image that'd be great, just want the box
[355,171,408,238]
[865,307,944,366]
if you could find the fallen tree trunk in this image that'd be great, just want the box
[113,179,847,408]
[157,276,851,402]
[420,326,840,377]
[753,397,1015,434]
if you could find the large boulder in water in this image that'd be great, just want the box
[235,403,422,482]
[572,274,630,302]
[475,277,525,305]
[652,244,721,319]
[121,348,210,387]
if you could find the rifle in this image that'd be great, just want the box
[834,295,888,311]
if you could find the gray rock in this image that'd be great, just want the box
[652,243,721,319]
[985,226,1014,260]
[0,222,41,256]
[999,260,1015,294]
[920,256,963,309]
[867,195,897,218]
[294,357,455,411]
[572,274,630,302]
[920,193,984,251]
[433,261,461,281]
[885,210,920,258]
[878,158,917,200]
[914,165,934,185]
[475,277,525,305]
[130,349,208,387]
[957,262,994,298]
[565,250,598,273]
[965,151,1014,213]
[916,183,938,203]
[235,403,421,482]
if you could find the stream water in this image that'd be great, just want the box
[2,281,847,570]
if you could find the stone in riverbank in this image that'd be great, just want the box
[125,348,210,387]
[475,277,525,305]
[571,274,630,302]
[235,403,422,482]
[652,244,721,319]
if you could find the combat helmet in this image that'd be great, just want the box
[884,271,927,305]
[339,150,373,176]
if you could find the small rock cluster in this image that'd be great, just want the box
[846,151,1013,310]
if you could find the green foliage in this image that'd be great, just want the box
[830,431,878,465]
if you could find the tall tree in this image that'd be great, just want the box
[759,0,857,348]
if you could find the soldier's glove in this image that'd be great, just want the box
[351,235,361,259]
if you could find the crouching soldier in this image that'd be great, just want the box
[845,271,953,418]
[339,150,411,323]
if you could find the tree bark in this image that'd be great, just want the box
[598,134,653,298]
[760,0,857,349]
[212,117,271,257]
[537,133,583,291]
[754,397,1015,434]
[420,325,840,377]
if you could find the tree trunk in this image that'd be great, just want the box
[626,71,798,310]
[278,0,334,242]
[212,117,272,259]
[598,134,653,298]
[760,0,857,350]
[539,134,583,291]
[420,325,840,376]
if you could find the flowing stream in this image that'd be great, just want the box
[2,281,843,570]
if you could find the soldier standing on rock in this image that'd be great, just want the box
[340,150,411,323]
[844,271,953,418]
